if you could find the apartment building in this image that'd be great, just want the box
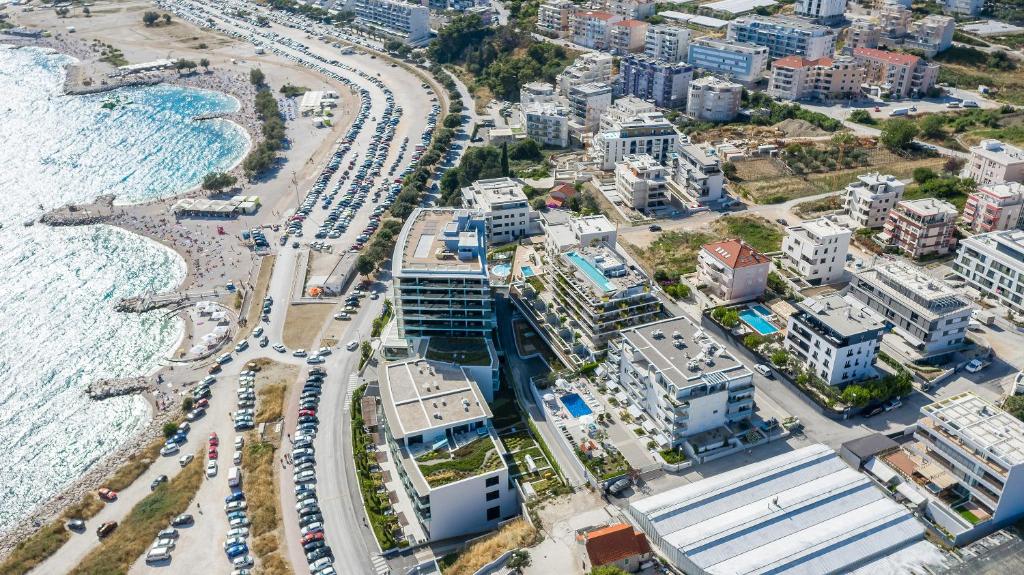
[544,244,661,352]
[962,183,1024,233]
[460,178,532,245]
[727,15,837,60]
[686,76,742,123]
[609,316,755,450]
[668,142,726,206]
[965,139,1024,186]
[392,209,496,339]
[609,19,650,54]
[607,0,656,19]
[877,198,958,259]
[953,229,1024,314]
[568,82,614,136]
[905,15,956,57]
[615,154,670,211]
[910,392,1024,543]
[570,10,623,50]
[784,293,886,386]
[558,52,615,96]
[520,101,570,148]
[768,55,863,101]
[537,0,574,36]
[848,19,882,50]
[546,214,619,254]
[520,81,558,106]
[844,172,906,229]
[645,24,691,63]
[848,260,972,357]
[852,47,939,99]
[943,0,984,16]
[618,54,693,108]
[697,239,770,303]
[598,96,656,131]
[687,37,769,85]
[379,357,518,541]
[795,0,846,24]
[591,110,681,170]
[352,0,432,46]
[781,217,852,286]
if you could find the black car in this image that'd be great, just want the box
[298,416,319,425]
[648,224,662,232]
[776,218,788,225]
[863,405,884,418]
[150,475,168,491]
[299,513,323,527]
[67,519,86,532]
[171,514,194,527]
[307,546,334,563]
[303,539,326,552]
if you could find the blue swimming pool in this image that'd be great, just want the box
[566,252,615,292]
[560,393,593,418]
[522,265,535,278]
[751,304,773,317]
[493,264,512,277]
[740,309,779,335]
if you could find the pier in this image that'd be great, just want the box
[40,195,116,226]
[115,288,227,314]
[85,377,152,401]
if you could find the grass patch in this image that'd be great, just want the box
[69,448,205,575]
[578,445,631,481]
[958,507,982,525]
[106,435,164,492]
[425,337,491,366]
[256,382,287,422]
[352,386,403,550]
[660,448,687,464]
[793,194,843,218]
[242,438,290,574]
[442,519,539,575]
[281,303,334,350]
[632,230,714,281]
[0,523,70,575]
[417,437,503,487]
[279,83,309,97]
[711,215,783,253]
[936,47,1024,105]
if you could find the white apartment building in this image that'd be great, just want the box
[607,0,656,19]
[392,209,496,339]
[537,0,574,36]
[644,24,690,63]
[460,178,533,245]
[352,0,432,46]
[965,139,1024,186]
[558,52,615,96]
[568,82,613,137]
[944,0,984,16]
[784,293,886,386]
[615,154,670,211]
[848,260,972,357]
[519,101,570,148]
[687,37,769,85]
[609,316,756,450]
[520,81,558,106]
[844,173,906,229]
[795,0,846,24]
[781,217,852,286]
[697,239,770,303]
[727,15,837,60]
[911,392,1024,544]
[953,229,1024,314]
[905,15,956,56]
[379,357,518,541]
[545,214,618,254]
[591,111,680,170]
[686,76,742,123]
[570,10,623,50]
[962,182,1024,233]
[669,142,725,206]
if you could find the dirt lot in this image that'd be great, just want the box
[281,303,335,350]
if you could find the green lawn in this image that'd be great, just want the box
[712,215,784,253]
[958,507,982,525]
[425,337,492,366]
[634,229,714,281]
[417,436,503,487]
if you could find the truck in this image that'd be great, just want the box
[889,107,910,117]
[228,466,242,488]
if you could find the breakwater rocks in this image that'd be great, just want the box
[86,377,152,401]
[63,64,162,96]
[114,293,188,313]
[40,194,116,226]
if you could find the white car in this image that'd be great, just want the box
[293,469,316,483]
[225,500,248,512]
[253,327,264,338]
[207,460,219,478]
[346,340,359,351]
[317,346,332,356]
[227,527,250,539]
[293,349,308,357]
[233,450,243,464]
[754,364,773,378]
[160,444,180,457]
[273,344,287,353]
[235,436,245,450]
[223,536,246,551]
[965,359,986,373]
[333,312,350,321]
[235,340,249,353]
[153,537,176,549]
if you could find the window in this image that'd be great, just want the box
[486,490,500,501]
[486,506,501,521]
[486,476,499,487]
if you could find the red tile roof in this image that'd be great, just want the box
[549,182,577,200]
[703,239,770,269]
[580,10,616,20]
[613,19,648,28]
[853,47,920,66]
[772,56,833,69]
[585,524,651,567]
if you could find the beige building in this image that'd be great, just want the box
[615,153,670,211]
[558,52,615,96]
[768,55,863,101]
[609,19,650,54]
[697,239,771,303]
[686,76,742,123]
[570,10,622,50]
[537,0,574,36]
[878,198,958,259]
[844,172,905,229]
[966,139,1024,186]
[852,47,939,98]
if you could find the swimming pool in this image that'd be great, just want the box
[566,252,615,292]
[522,265,535,278]
[739,309,779,335]
[751,304,773,317]
[560,393,593,418]
[492,264,512,278]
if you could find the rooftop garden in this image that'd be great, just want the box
[417,436,503,487]
[425,337,492,366]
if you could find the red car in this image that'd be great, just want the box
[302,531,325,544]
[98,488,117,502]
[196,398,209,409]
[209,447,219,460]
[209,433,219,446]
[298,409,316,417]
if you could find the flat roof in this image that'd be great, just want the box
[660,11,730,28]
[735,14,833,33]
[381,358,492,440]
[462,177,528,210]
[620,316,749,390]
[396,208,486,275]
[787,217,851,241]
[628,444,931,575]
[898,197,957,217]
[921,392,1024,468]
[961,20,1024,36]
[796,293,885,338]
[855,260,969,316]
[972,139,1024,165]
[703,0,777,15]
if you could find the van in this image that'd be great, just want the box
[888,107,910,117]
[228,466,242,488]
[146,547,171,563]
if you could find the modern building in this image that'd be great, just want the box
[558,52,615,96]
[944,0,984,16]
[460,178,532,245]
[610,315,756,450]
[520,102,570,148]
[847,19,882,50]
[905,15,956,57]
[697,239,770,303]
[618,54,693,108]
[591,110,680,170]
[644,24,690,63]
[727,15,837,60]
[668,142,726,206]
[568,82,614,137]
[570,10,623,50]
[392,209,496,339]
[609,19,650,54]
[580,524,652,574]
[615,153,671,211]
[962,182,1024,233]
[628,444,941,575]
[781,217,852,286]
[352,0,432,46]
[910,392,1024,543]
[686,37,769,85]
[795,0,846,24]
[844,172,906,229]
[848,260,972,357]
[767,55,863,101]
[877,198,958,259]
[606,0,656,19]
[544,244,661,352]
[965,139,1024,186]
[685,76,742,122]
[953,229,1024,314]
[519,81,558,106]
[852,47,940,99]
[378,356,518,541]
[545,214,618,254]
[784,293,886,386]
[537,0,574,36]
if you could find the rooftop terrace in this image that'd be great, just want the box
[619,316,749,390]
[922,392,1024,469]
[397,208,487,275]
[381,358,493,440]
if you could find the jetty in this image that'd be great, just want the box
[115,288,225,314]
[193,111,231,121]
[40,194,116,226]
[85,377,152,401]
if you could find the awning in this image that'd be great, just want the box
[615,391,629,404]
[896,482,927,507]
[627,405,643,420]
[864,457,899,484]
[918,462,957,490]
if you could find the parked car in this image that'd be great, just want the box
[606,478,631,495]
[67,519,86,532]
[96,521,118,538]
[965,359,986,373]
[171,514,194,527]
[98,488,117,502]
[150,475,169,490]
[754,364,773,378]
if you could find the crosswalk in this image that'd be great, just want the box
[343,374,359,412]
[370,554,390,575]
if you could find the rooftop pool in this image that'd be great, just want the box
[566,252,614,292]
[740,308,779,335]
[560,393,593,418]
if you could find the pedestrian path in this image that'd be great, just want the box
[344,373,359,411]
[371,553,390,575]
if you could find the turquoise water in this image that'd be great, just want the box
[751,304,773,317]
[492,264,511,277]
[560,393,593,418]
[0,45,248,529]
[566,252,615,292]
[740,308,779,335]
[521,265,534,278]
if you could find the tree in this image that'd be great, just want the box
[56,7,70,17]
[1003,395,1024,422]
[913,167,937,183]
[356,254,376,276]
[770,349,790,367]
[83,6,91,17]
[506,550,531,572]
[249,67,265,86]
[202,172,237,192]
[162,422,179,439]
[879,119,919,152]
[841,385,872,407]
[591,566,630,575]
[163,13,172,25]
[200,58,210,71]
[140,11,158,26]
[500,142,510,177]
[848,109,873,124]
[722,161,737,180]
[360,340,373,363]
[919,115,946,140]
[530,197,547,210]
[182,396,195,412]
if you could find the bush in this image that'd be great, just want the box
[848,109,874,124]
[913,167,937,183]
[665,283,691,300]
[162,422,179,439]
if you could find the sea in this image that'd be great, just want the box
[0,45,249,530]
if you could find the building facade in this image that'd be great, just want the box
[609,19,650,54]
[353,0,432,46]
[953,229,1024,314]
[669,142,726,206]
[520,101,570,148]
[607,0,656,19]
[687,37,769,85]
[460,178,532,245]
[727,15,837,60]
[568,82,614,137]
[768,56,863,101]
[685,76,742,123]
[784,293,886,386]
[965,139,1024,186]
[591,110,681,170]
[570,10,622,50]
[781,217,852,286]
[615,153,671,211]
[943,0,984,16]
[962,182,1024,233]
[877,198,958,259]
[618,54,693,108]
[697,239,770,303]
[645,24,690,63]
[558,52,615,96]
[795,0,846,24]
[852,47,939,99]
[537,0,574,36]
[844,172,906,229]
